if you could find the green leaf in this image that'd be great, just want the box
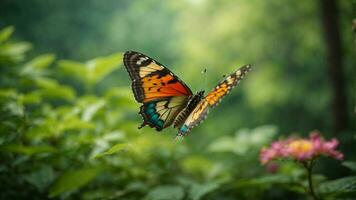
[319,176,356,197]
[81,100,106,121]
[58,60,87,82]
[145,185,184,200]
[85,52,122,85]
[95,143,127,158]
[0,26,14,43]
[342,161,356,172]
[0,42,32,57]
[3,101,24,117]
[236,174,293,187]
[35,77,76,100]
[208,136,236,153]
[209,125,277,154]
[104,87,137,111]
[0,89,18,98]
[181,155,214,177]
[20,91,42,105]
[1,144,56,155]
[49,168,100,197]
[41,85,76,101]
[27,54,56,69]
[24,166,55,192]
[60,116,95,131]
[35,77,59,88]
[58,52,122,85]
[21,54,56,76]
[188,182,220,200]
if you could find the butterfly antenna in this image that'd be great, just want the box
[200,68,207,91]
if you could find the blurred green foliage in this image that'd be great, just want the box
[0,0,355,199]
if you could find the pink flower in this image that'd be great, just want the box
[260,131,343,165]
[287,139,314,161]
[310,131,344,160]
[260,141,286,164]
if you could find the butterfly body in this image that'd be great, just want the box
[123,51,251,137]
[173,91,204,128]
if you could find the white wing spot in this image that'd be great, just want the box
[136,57,149,65]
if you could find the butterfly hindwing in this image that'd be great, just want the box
[124,51,193,130]
[178,65,252,137]
[139,96,189,131]
[124,51,193,103]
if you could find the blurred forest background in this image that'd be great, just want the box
[0,0,355,199]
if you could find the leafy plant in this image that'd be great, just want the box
[0,23,354,200]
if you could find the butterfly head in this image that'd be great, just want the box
[193,90,205,104]
[184,90,204,111]
[194,90,205,105]
[196,90,205,98]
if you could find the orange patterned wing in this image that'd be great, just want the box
[177,65,252,137]
[124,51,193,103]
[124,51,193,131]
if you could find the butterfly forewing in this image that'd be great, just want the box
[177,65,252,137]
[124,51,192,102]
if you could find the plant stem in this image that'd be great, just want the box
[305,160,320,200]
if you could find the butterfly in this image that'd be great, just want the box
[123,51,252,137]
